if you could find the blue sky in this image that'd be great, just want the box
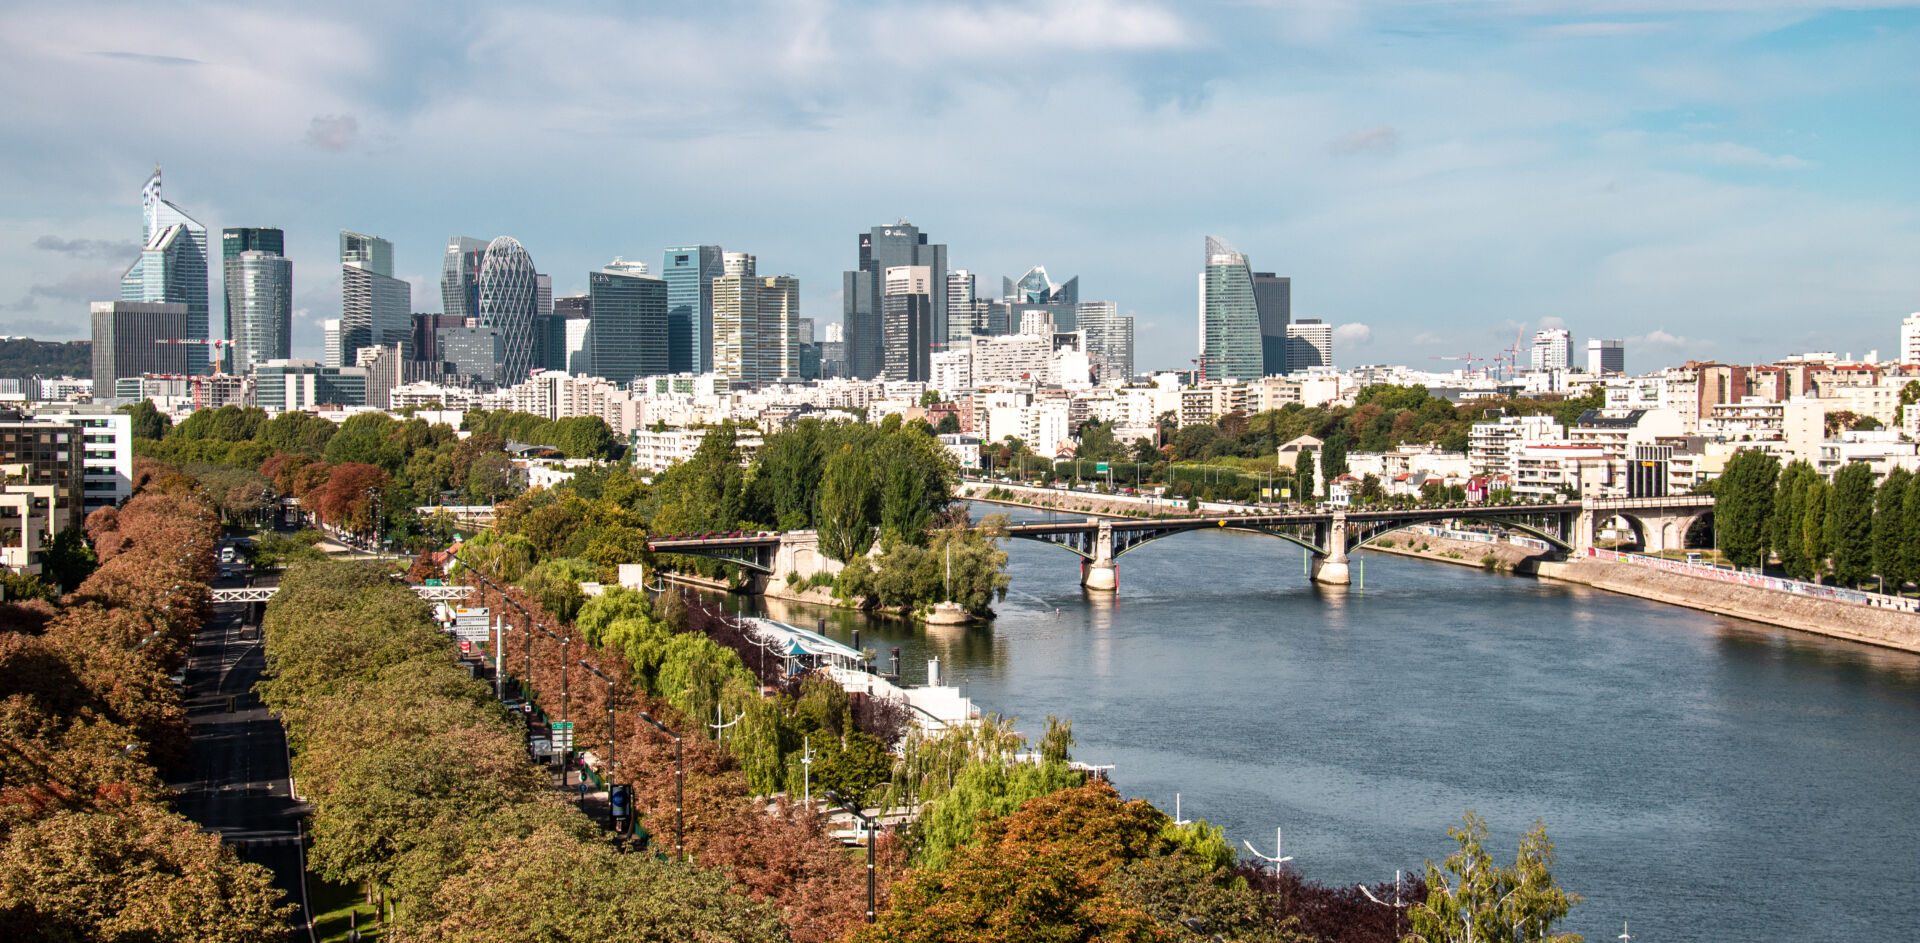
[3,0,1917,372]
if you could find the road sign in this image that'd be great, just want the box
[451,607,490,643]
[1095,462,1110,473]
[459,639,471,654]
[551,720,574,750]
[424,578,445,586]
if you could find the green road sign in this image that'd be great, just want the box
[1095,462,1110,473]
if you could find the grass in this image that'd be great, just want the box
[310,876,383,942]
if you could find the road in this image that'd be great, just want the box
[171,569,312,937]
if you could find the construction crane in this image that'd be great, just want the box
[1429,353,1485,378]
[154,337,238,375]
[1191,354,1214,385]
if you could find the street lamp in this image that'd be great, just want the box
[535,625,572,785]
[825,788,877,924]
[638,711,684,862]
[1357,870,1408,943]
[1242,826,1293,878]
[579,659,617,799]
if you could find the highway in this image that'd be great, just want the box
[170,569,312,938]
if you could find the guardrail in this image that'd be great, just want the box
[1406,525,1551,552]
[210,583,473,604]
[1585,548,1920,614]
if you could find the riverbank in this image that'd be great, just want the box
[1368,530,1920,654]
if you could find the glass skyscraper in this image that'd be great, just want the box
[223,227,288,374]
[477,236,539,384]
[441,236,487,320]
[339,230,411,362]
[1253,271,1292,376]
[119,167,210,375]
[662,245,723,374]
[845,222,946,379]
[588,258,668,386]
[1198,236,1262,382]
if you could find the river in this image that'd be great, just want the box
[714,502,1920,942]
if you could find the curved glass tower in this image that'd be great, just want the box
[477,236,538,384]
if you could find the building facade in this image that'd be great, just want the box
[91,302,189,393]
[882,265,934,382]
[1586,337,1625,375]
[119,167,211,376]
[441,236,488,320]
[1198,236,1261,382]
[844,222,946,379]
[253,360,368,411]
[222,227,287,374]
[589,258,669,386]
[340,230,411,361]
[1285,319,1333,373]
[477,236,539,385]
[1253,271,1291,376]
[663,245,723,374]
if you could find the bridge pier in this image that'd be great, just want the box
[1082,520,1118,593]
[1311,512,1351,585]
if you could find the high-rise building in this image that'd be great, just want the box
[119,167,210,375]
[536,273,553,320]
[1253,271,1291,376]
[1531,328,1572,372]
[1198,236,1261,382]
[322,319,342,368]
[588,258,669,386]
[845,221,946,378]
[883,265,934,382]
[1077,301,1135,382]
[756,274,802,385]
[340,230,411,362]
[437,327,504,384]
[947,270,976,335]
[1586,338,1625,375]
[411,313,467,366]
[477,236,539,384]
[441,236,488,320]
[1901,313,1920,365]
[1001,266,1080,334]
[90,302,188,393]
[1285,319,1333,373]
[663,245,723,374]
[222,227,286,373]
[550,295,592,374]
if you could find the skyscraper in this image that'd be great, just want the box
[588,257,668,386]
[228,251,292,376]
[551,295,592,374]
[883,265,934,382]
[1001,265,1080,333]
[756,274,802,385]
[91,302,188,392]
[340,230,411,362]
[845,221,946,378]
[1253,271,1291,376]
[1903,313,1920,365]
[322,319,342,368]
[222,227,286,373]
[441,236,487,320]
[1077,301,1135,382]
[120,167,210,375]
[1286,319,1333,373]
[1197,236,1261,382]
[411,313,467,367]
[477,236,539,384]
[1531,328,1572,372]
[1586,338,1625,375]
[663,245,723,374]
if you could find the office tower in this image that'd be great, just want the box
[1586,338,1625,375]
[226,251,292,376]
[90,302,188,392]
[1286,319,1333,372]
[1901,313,1920,365]
[1531,328,1572,372]
[477,236,539,384]
[883,265,934,382]
[1018,309,1056,337]
[713,254,796,385]
[796,317,816,346]
[357,343,408,409]
[119,167,210,375]
[947,270,979,344]
[663,245,723,374]
[1197,236,1261,382]
[221,227,286,373]
[550,295,592,373]
[588,258,668,386]
[1002,265,1080,333]
[253,360,367,411]
[757,274,802,384]
[820,321,847,379]
[1253,271,1291,376]
[411,313,466,366]
[536,273,553,318]
[845,221,946,378]
[441,236,487,319]
[437,326,503,384]
[322,319,342,368]
[340,230,411,362]
[1077,301,1134,382]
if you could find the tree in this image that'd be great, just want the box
[1871,468,1911,592]
[545,416,617,460]
[1898,379,1920,428]
[1801,477,1831,582]
[1904,473,1920,594]
[1772,461,1817,579]
[1715,449,1778,570]
[1407,813,1581,943]
[39,527,97,593]
[1294,448,1316,501]
[118,399,170,440]
[1827,462,1876,588]
[818,444,879,562]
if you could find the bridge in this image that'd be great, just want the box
[209,583,473,604]
[646,495,1712,591]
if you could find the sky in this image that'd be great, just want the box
[3,0,1918,373]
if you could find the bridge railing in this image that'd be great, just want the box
[1405,525,1551,552]
[1585,547,1918,613]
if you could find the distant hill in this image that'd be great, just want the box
[0,338,91,385]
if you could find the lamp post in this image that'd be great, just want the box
[638,711,684,862]
[1242,826,1292,878]
[825,788,877,924]
[579,660,617,798]
[1357,870,1408,943]
[536,625,571,785]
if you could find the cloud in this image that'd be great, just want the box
[1535,21,1666,38]
[1676,140,1811,170]
[874,0,1198,59]
[1630,329,1694,350]
[12,269,124,312]
[1329,126,1399,157]
[304,114,359,151]
[1334,322,1375,348]
[33,235,137,259]
[1537,315,1567,330]
[90,50,202,67]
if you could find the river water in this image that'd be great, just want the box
[717,502,1920,941]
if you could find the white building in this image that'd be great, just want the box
[628,426,764,473]
[1902,312,1920,365]
[32,405,134,514]
[938,433,982,470]
[930,350,972,398]
[1531,328,1571,372]
[1585,338,1624,375]
[1285,319,1332,372]
[972,334,1052,387]
[1468,414,1564,476]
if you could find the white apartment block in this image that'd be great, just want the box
[1903,312,1920,365]
[1530,328,1571,372]
[1468,414,1564,476]
[627,427,764,473]
[930,350,972,398]
[32,405,133,513]
[972,334,1052,387]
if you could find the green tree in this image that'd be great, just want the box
[818,443,880,562]
[1904,472,1920,594]
[1408,813,1582,943]
[1871,467,1911,592]
[118,399,171,440]
[544,416,617,460]
[1715,449,1779,569]
[1827,462,1876,588]
[652,422,749,534]
[1801,476,1831,583]
[1771,461,1817,579]
[1293,447,1316,500]
[40,527,98,593]
[1897,379,1920,427]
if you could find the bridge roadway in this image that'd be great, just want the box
[645,495,1714,590]
[209,582,473,604]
